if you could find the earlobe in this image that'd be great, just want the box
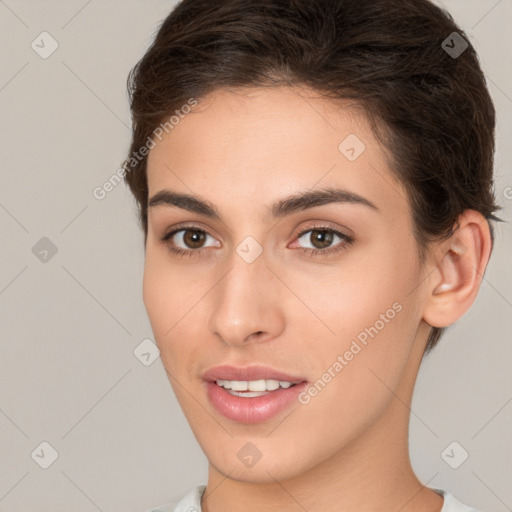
[423,210,491,328]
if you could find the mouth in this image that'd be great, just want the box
[202,365,308,424]
[214,378,298,397]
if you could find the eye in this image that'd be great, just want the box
[160,226,220,257]
[293,226,354,256]
[159,223,354,259]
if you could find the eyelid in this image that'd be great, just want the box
[161,221,217,241]
[293,221,352,240]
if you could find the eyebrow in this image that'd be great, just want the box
[148,186,379,220]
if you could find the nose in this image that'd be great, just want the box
[207,248,286,347]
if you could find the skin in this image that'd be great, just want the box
[143,86,491,512]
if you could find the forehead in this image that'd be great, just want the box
[148,85,373,169]
[146,86,407,219]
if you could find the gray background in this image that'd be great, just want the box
[0,1,510,511]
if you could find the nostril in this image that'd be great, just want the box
[248,331,265,341]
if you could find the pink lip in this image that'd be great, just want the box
[202,365,306,383]
[205,381,308,424]
[203,365,308,424]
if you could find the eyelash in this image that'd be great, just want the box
[159,224,354,259]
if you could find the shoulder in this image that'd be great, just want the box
[143,484,206,512]
[431,488,484,512]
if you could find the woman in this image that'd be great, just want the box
[123,0,501,510]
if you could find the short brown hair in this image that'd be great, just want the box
[124,0,502,355]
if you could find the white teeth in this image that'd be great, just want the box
[265,380,280,391]
[248,379,266,392]
[230,380,248,391]
[215,379,295,392]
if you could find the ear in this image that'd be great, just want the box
[422,210,492,329]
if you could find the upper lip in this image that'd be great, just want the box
[203,365,307,383]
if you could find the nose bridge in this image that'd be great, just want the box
[208,246,284,345]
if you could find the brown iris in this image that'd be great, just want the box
[309,229,334,249]
[183,229,206,249]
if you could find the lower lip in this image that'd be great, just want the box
[205,381,308,424]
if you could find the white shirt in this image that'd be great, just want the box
[144,485,484,511]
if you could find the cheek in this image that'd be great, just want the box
[142,249,202,336]
[142,252,192,375]
[142,249,209,376]
[142,252,172,337]
[288,294,415,464]
[287,253,411,344]
[290,245,420,393]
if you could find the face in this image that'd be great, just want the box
[144,86,428,483]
